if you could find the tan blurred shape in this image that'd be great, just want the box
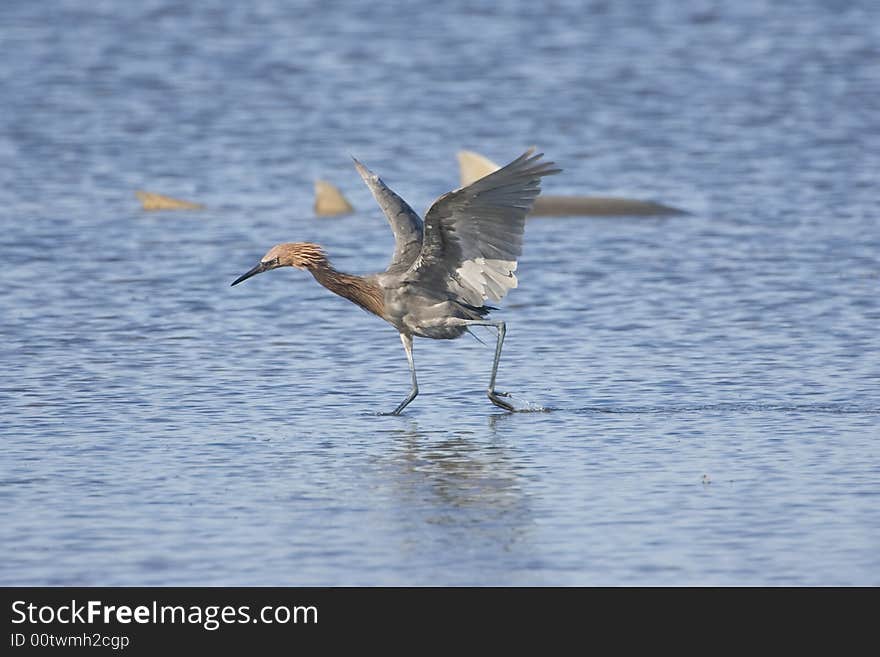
[314,180,354,216]
[457,150,501,188]
[136,190,204,211]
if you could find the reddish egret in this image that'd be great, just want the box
[231,148,560,414]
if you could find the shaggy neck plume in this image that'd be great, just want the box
[300,256,385,319]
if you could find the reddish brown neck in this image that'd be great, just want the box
[306,261,385,318]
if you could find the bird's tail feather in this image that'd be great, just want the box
[453,299,495,318]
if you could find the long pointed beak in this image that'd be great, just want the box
[231,262,266,286]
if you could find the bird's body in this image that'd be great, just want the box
[232,149,560,414]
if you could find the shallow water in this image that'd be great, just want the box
[1,0,878,585]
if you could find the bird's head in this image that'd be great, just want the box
[231,242,327,286]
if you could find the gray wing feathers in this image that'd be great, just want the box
[411,149,561,306]
[352,157,424,274]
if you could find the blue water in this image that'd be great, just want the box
[1,0,878,585]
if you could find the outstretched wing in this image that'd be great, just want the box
[407,149,560,306]
[352,158,424,274]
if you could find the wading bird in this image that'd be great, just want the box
[231,149,560,414]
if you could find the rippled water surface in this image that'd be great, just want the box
[2,0,879,585]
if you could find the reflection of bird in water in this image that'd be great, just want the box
[389,420,526,512]
[232,149,560,414]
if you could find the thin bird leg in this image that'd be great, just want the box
[387,332,418,415]
[466,320,515,412]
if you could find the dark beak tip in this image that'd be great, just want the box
[231,263,265,287]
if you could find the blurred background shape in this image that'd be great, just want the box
[135,190,204,211]
[313,179,354,216]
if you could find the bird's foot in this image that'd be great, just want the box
[379,390,418,416]
[487,390,515,412]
